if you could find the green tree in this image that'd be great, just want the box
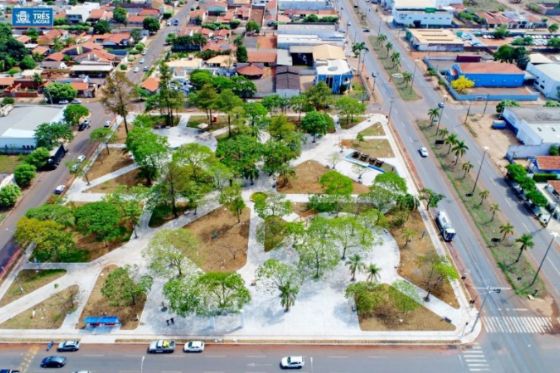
[236,44,248,62]
[479,189,490,205]
[74,201,123,242]
[320,170,353,196]
[101,72,137,134]
[374,171,407,194]
[24,147,50,169]
[63,104,89,127]
[365,263,381,283]
[544,100,560,108]
[19,55,36,70]
[246,19,260,33]
[113,6,128,23]
[13,163,36,188]
[219,184,245,223]
[462,161,473,178]
[195,272,251,316]
[445,133,458,154]
[419,188,444,211]
[44,82,76,103]
[256,259,302,312]
[452,140,469,165]
[126,126,168,184]
[493,25,509,39]
[244,102,268,135]
[230,76,256,99]
[301,110,333,141]
[499,222,514,240]
[289,94,309,121]
[385,41,393,57]
[377,33,387,46]
[144,228,199,278]
[335,96,365,127]
[421,254,458,301]
[90,127,115,155]
[451,76,475,93]
[304,82,332,110]
[295,216,339,278]
[101,266,152,306]
[15,217,77,262]
[26,203,74,227]
[548,23,559,33]
[331,215,373,259]
[0,184,21,208]
[496,99,519,114]
[390,51,400,69]
[513,233,534,265]
[215,88,243,137]
[93,20,111,34]
[188,83,218,122]
[153,62,184,127]
[352,41,368,72]
[346,253,364,281]
[35,122,73,149]
[143,17,160,33]
[427,107,440,124]
[216,135,261,182]
[402,71,413,88]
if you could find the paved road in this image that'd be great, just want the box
[0,3,192,273]
[340,1,559,372]
[0,343,487,373]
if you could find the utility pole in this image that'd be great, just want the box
[469,287,501,334]
[530,232,558,287]
[470,146,489,195]
[463,101,472,125]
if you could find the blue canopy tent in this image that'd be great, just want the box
[84,316,121,329]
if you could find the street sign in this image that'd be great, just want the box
[12,7,54,28]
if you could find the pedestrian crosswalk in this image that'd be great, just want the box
[462,343,490,372]
[483,316,558,334]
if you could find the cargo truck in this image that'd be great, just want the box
[435,211,456,242]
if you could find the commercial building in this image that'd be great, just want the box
[392,0,454,27]
[407,29,464,51]
[312,44,352,93]
[504,107,560,158]
[66,3,100,23]
[278,0,332,10]
[526,63,560,100]
[447,61,525,88]
[0,105,65,153]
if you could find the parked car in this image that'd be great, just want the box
[71,99,81,104]
[54,185,66,195]
[0,370,21,373]
[280,356,304,369]
[58,100,69,105]
[147,340,175,353]
[40,356,66,368]
[183,341,204,352]
[57,340,80,352]
[140,58,145,64]
[134,67,139,73]
[78,121,89,131]
[143,66,149,71]
[142,50,147,55]
[104,120,111,128]
[363,28,370,32]
[418,146,428,158]
[76,154,86,163]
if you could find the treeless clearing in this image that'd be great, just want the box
[79,266,145,330]
[278,160,369,194]
[0,269,66,307]
[87,149,133,180]
[74,231,129,262]
[358,123,385,137]
[88,168,147,193]
[183,207,249,272]
[0,285,78,329]
[292,202,317,218]
[391,210,459,308]
[341,139,395,158]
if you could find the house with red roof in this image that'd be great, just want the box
[37,30,68,46]
[248,50,277,66]
[87,7,113,22]
[189,10,207,25]
[93,32,133,48]
[140,77,160,94]
[139,8,161,18]
[127,15,147,27]
[530,156,560,175]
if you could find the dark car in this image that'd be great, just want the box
[0,370,21,373]
[57,340,80,352]
[40,356,66,368]
[78,120,90,131]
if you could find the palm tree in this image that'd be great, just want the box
[352,42,368,72]
[346,254,365,282]
[428,107,440,125]
[513,233,534,265]
[490,203,500,221]
[385,41,393,57]
[462,161,473,178]
[364,263,381,283]
[445,133,458,154]
[377,33,387,47]
[479,189,490,206]
[391,51,400,68]
[452,140,469,165]
[438,128,449,139]
[499,223,514,241]
[279,282,299,312]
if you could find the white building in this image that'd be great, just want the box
[66,2,100,23]
[277,24,345,48]
[392,0,454,27]
[0,105,65,153]
[278,0,332,10]
[526,63,560,100]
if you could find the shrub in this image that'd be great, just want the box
[0,184,21,208]
[307,194,338,212]
[533,173,558,182]
[14,163,37,188]
[1,97,15,106]
[549,144,560,156]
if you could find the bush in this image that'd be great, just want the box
[14,163,37,188]
[0,184,21,208]
[533,173,558,182]
[25,147,51,169]
[549,144,560,156]
[119,64,127,70]
[506,163,527,182]
[230,19,241,29]
[1,97,15,106]
[163,11,172,20]
[307,194,338,212]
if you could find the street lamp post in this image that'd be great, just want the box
[530,232,558,287]
[482,94,489,116]
[435,101,445,136]
[387,99,394,121]
[410,59,420,90]
[470,146,489,195]
[464,101,472,125]
[469,287,501,334]
[140,355,145,373]
[371,72,377,94]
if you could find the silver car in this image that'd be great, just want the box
[280,356,304,369]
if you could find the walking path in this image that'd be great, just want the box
[0,113,480,344]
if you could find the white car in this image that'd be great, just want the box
[77,154,86,163]
[134,66,139,73]
[140,58,145,64]
[147,340,175,354]
[183,341,204,352]
[57,340,80,352]
[418,146,429,158]
[54,185,66,195]
[104,120,111,128]
[280,356,304,369]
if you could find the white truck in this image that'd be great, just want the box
[435,211,456,242]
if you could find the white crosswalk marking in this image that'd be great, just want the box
[462,343,490,372]
[482,316,558,334]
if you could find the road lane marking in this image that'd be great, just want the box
[547,257,560,276]
[246,354,266,358]
[328,355,348,359]
[206,354,227,358]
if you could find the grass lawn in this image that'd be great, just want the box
[418,120,545,297]
[339,115,368,130]
[187,114,229,131]
[358,285,455,331]
[390,210,459,308]
[87,149,133,180]
[368,36,420,102]
[0,155,21,174]
[183,207,249,272]
[277,160,369,194]
[0,285,78,329]
[0,270,67,307]
[88,168,148,194]
[359,123,385,137]
[341,139,395,158]
[263,215,289,252]
[79,266,145,330]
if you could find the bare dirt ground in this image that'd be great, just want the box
[0,286,78,329]
[87,149,133,180]
[183,207,250,272]
[88,169,147,193]
[278,160,369,194]
[0,270,66,307]
[79,266,145,330]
